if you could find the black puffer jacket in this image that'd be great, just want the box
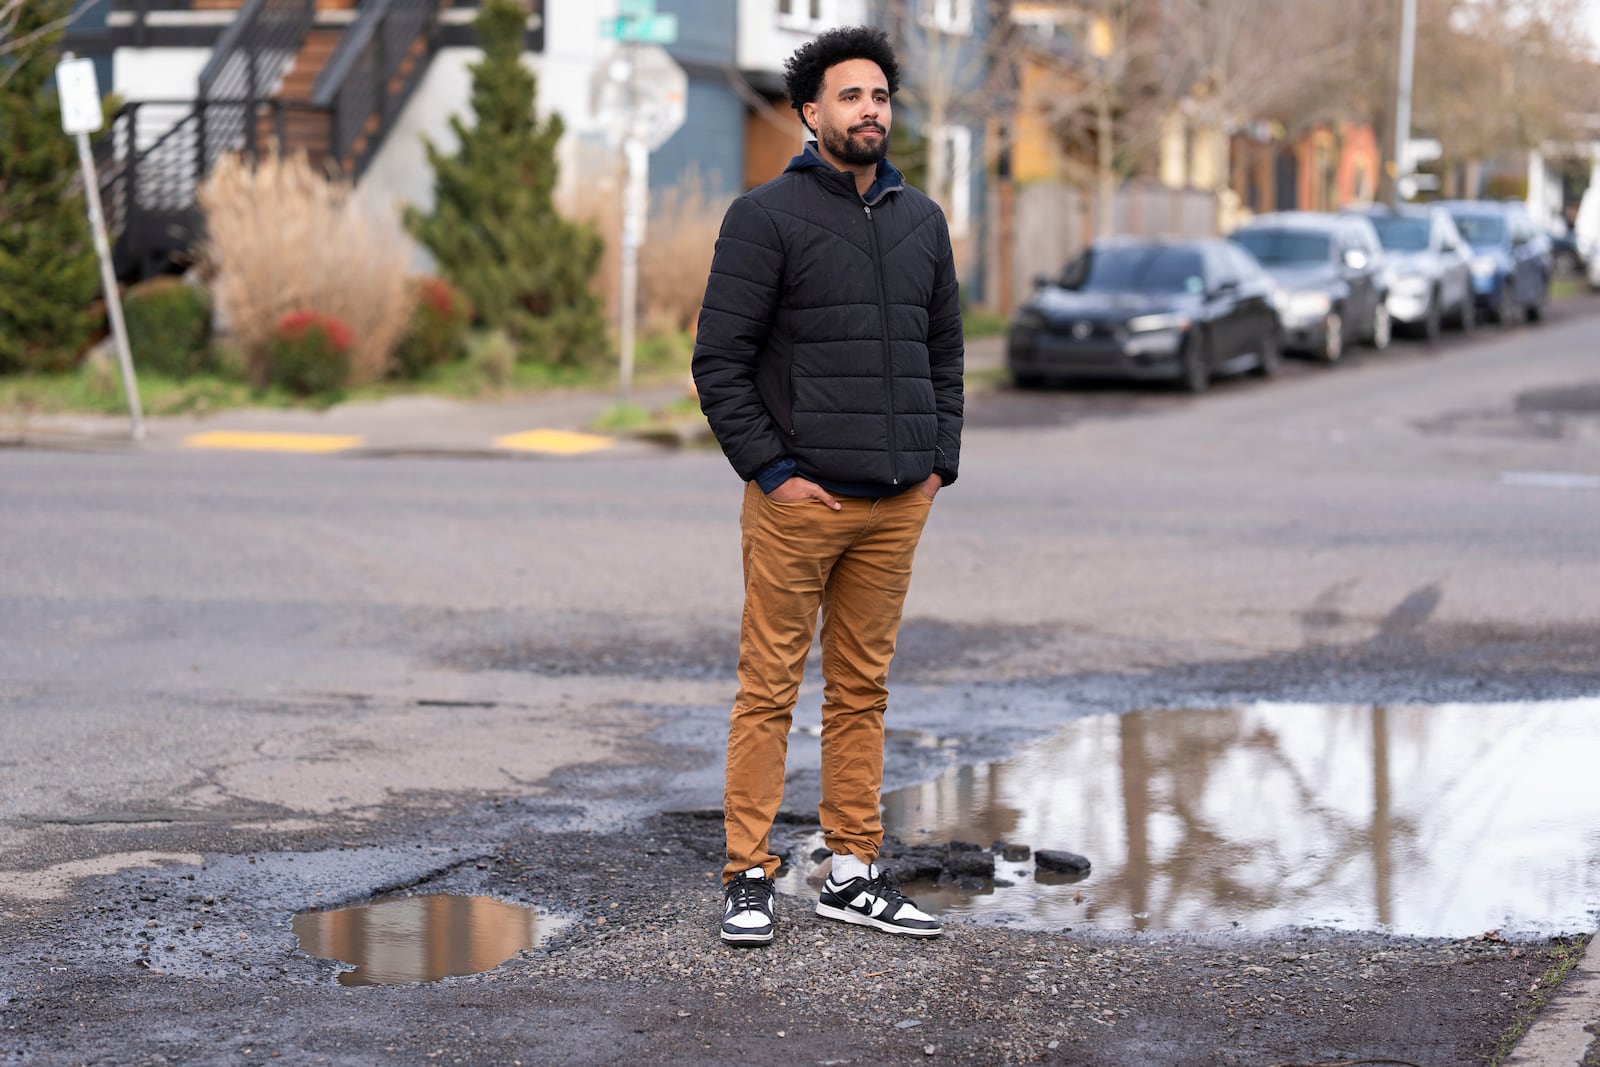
[693,148,964,491]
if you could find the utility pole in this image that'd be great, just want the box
[1392,0,1417,205]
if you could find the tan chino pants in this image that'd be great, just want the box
[723,479,932,882]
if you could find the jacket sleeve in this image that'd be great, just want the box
[926,211,964,486]
[692,196,789,482]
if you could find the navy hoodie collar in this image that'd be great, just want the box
[785,141,906,206]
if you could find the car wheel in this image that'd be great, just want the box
[1423,294,1442,345]
[1011,371,1047,390]
[1494,283,1518,326]
[1526,277,1547,323]
[1320,311,1344,363]
[1368,302,1392,350]
[1180,331,1211,394]
[1253,330,1281,378]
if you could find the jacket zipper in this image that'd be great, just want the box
[864,204,898,484]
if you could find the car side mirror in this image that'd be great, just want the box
[1033,274,1054,289]
[1342,249,1368,271]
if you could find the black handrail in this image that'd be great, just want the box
[312,0,438,173]
[95,0,449,276]
[198,0,315,164]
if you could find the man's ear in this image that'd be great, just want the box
[801,100,818,134]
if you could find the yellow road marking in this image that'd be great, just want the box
[183,431,365,453]
[494,429,614,456]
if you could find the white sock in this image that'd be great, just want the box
[830,852,875,884]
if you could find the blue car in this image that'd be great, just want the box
[1437,200,1551,325]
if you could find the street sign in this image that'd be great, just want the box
[598,13,678,43]
[55,57,104,135]
[55,54,142,441]
[590,44,688,153]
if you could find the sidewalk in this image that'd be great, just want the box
[1,337,1005,458]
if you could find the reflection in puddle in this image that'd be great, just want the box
[293,894,564,985]
[877,701,1600,937]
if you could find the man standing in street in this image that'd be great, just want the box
[692,26,964,947]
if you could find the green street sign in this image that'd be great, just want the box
[618,0,654,16]
[598,12,678,43]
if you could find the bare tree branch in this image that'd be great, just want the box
[0,0,86,91]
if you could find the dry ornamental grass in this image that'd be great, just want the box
[198,151,413,387]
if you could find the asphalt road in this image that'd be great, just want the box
[3,295,1599,1065]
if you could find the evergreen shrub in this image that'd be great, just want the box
[0,0,101,373]
[123,277,212,377]
[405,0,607,367]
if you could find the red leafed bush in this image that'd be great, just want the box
[391,276,475,380]
[266,310,354,395]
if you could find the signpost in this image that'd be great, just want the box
[594,2,684,403]
[56,54,144,442]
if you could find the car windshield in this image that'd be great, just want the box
[1059,246,1204,294]
[1450,213,1505,245]
[1368,216,1430,252]
[1230,229,1331,265]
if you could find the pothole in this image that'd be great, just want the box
[293,894,567,985]
[786,700,1600,938]
[1517,383,1600,416]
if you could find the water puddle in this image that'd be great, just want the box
[293,894,565,985]
[798,700,1600,938]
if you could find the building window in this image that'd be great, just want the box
[919,0,972,35]
[929,124,972,238]
[777,0,828,29]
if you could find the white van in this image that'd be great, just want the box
[1575,185,1600,289]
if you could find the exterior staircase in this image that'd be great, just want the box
[97,0,448,276]
[256,27,339,166]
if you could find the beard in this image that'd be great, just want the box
[819,120,889,166]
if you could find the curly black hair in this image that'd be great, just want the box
[783,26,900,134]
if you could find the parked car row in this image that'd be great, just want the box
[1005,199,1553,393]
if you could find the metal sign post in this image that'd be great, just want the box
[596,3,684,404]
[57,54,144,442]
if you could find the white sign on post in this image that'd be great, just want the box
[56,54,144,441]
[56,58,105,134]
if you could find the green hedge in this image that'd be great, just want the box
[123,277,212,377]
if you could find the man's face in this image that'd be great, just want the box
[803,58,891,168]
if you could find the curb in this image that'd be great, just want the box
[1504,933,1600,1066]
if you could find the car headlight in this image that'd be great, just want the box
[1125,312,1190,333]
[1470,255,1498,277]
[1010,309,1045,331]
[1391,274,1429,297]
[1286,291,1331,319]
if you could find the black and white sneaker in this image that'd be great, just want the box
[720,867,775,946]
[816,868,942,937]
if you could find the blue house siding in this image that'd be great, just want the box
[655,0,735,69]
[644,0,741,198]
[650,76,744,198]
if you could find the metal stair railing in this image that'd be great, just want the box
[197,0,317,166]
[95,0,447,276]
[312,0,439,176]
